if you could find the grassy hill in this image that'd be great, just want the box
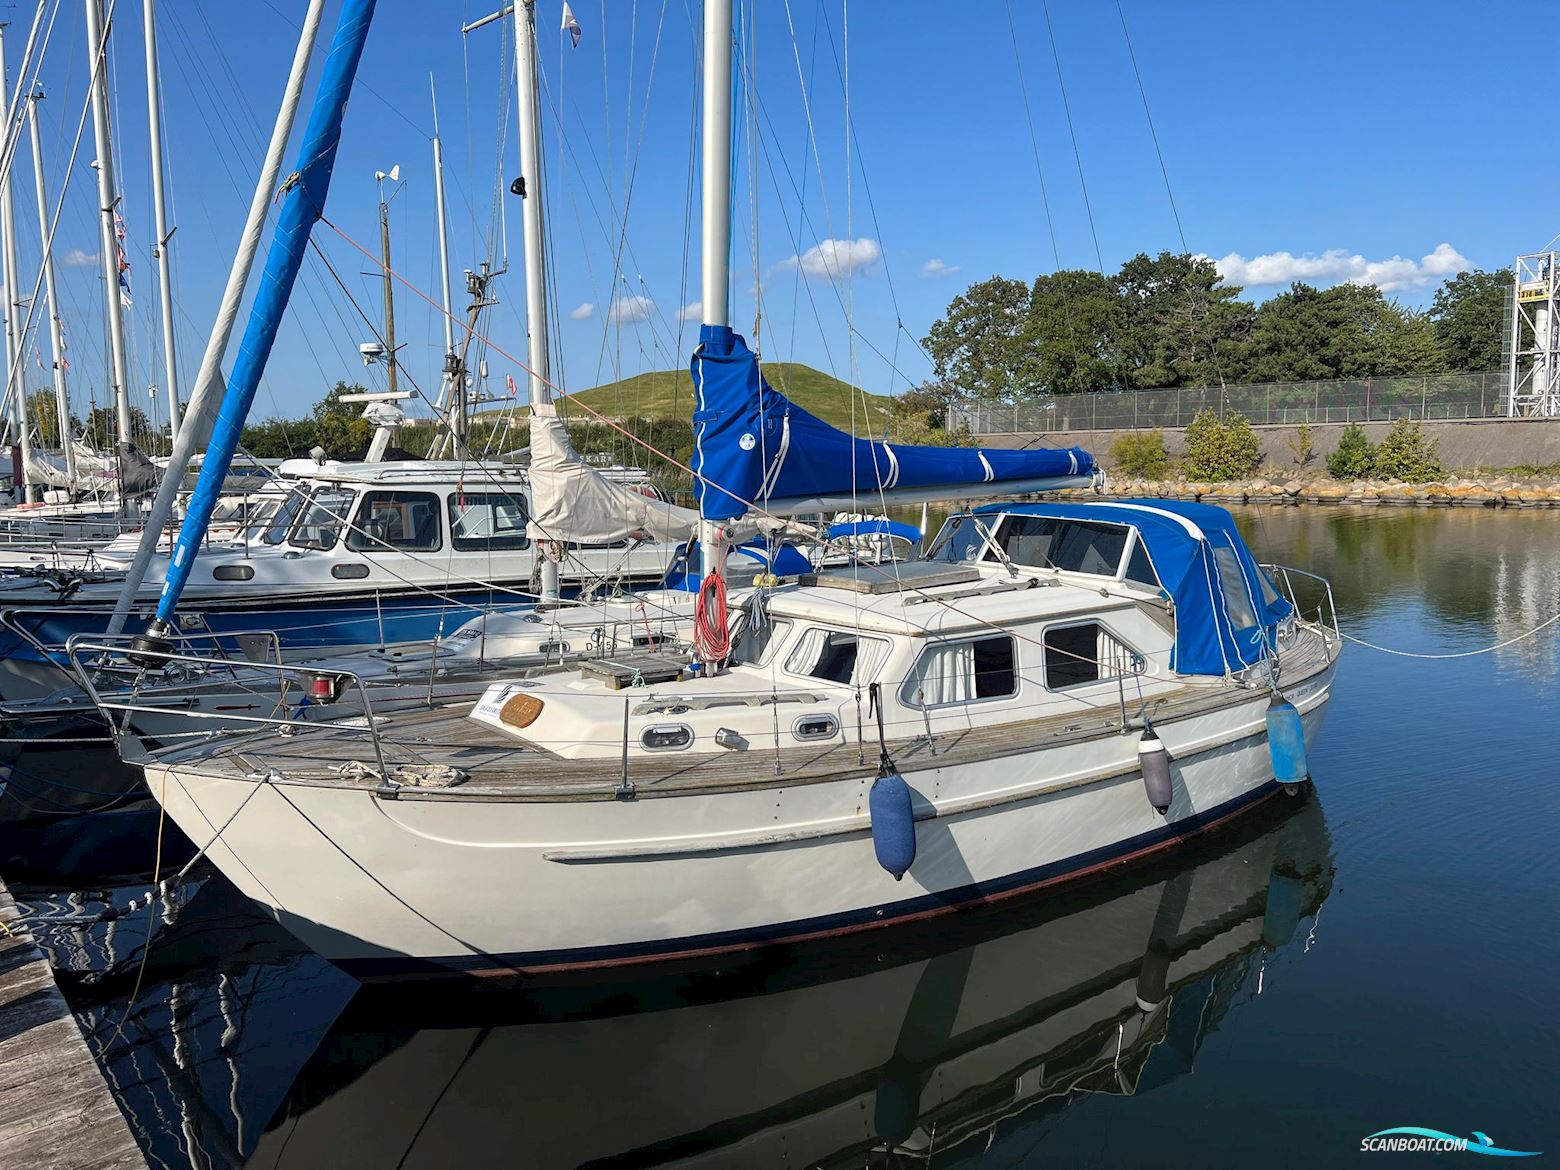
[486,362,892,432]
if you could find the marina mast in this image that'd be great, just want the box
[27,91,78,487]
[143,0,181,443]
[83,0,133,447]
[0,23,34,501]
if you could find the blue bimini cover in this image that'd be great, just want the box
[972,499,1293,676]
[690,325,1094,521]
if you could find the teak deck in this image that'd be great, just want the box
[0,875,146,1170]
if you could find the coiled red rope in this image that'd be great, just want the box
[694,570,731,665]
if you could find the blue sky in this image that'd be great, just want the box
[7,0,1550,429]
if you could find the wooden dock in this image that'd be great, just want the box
[0,875,146,1170]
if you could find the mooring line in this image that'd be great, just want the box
[1339,612,1560,660]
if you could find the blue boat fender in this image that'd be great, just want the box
[866,682,916,880]
[870,772,917,880]
[1266,693,1309,789]
[1138,725,1173,815]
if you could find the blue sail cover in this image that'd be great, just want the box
[972,500,1294,676]
[690,325,1094,520]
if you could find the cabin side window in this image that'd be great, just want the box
[449,492,531,551]
[992,516,1130,577]
[1043,621,1142,689]
[347,491,444,552]
[902,634,1018,708]
[785,627,890,685]
[730,613,791,667]
[289,488,357,551]
[261,486,308,545]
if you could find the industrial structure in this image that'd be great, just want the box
[1507,252,1560,417]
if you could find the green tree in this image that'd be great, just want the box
[83,403,159,449]
[1246,283,1445,381]
[1372,418,1442,481]
[1430,269,1508,371]
[1112,251,1253,388]
[1326,423,1376,479]
[922,276,1039,403]
[24,388,77,448]
[311,380,374,457]
[1182,410,1260,480]
[1026,269,1125,394]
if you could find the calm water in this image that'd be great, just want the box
[20,505,1560,1168]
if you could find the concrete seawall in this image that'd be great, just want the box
[977,417,1560,472]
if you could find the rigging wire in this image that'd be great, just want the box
[1040,0,1104,273]
[1114,0,1186,255]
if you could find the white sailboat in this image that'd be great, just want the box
[119,0,1341,978]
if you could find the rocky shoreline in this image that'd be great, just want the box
[1057,476,1560,508]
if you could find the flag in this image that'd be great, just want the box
[507,374,517,397]
[561,3,581,47]
[114,209,133,309]
[33,346,44,371]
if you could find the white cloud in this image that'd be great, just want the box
[1209,242,1469,293]
[606,294,654,325]
[569,301,595,320]
[920,258,959,280]
[777,237,882,281]
[675,300,703,322]
[61,247,98,268]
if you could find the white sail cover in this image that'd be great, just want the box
[24,443,118,491]
[526,402,699,545]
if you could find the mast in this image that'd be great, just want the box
[512,0,558,600]
[0,23,34,501]
[142,0,181,443]
[699,0,733,580]
[83,0,132,447]
[376,171,399,396]
[430,79,455,367]
[108,0,328,637]
[27,91,76,487]
[142,0,379,639]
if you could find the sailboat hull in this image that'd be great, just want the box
[142,659,1334,977]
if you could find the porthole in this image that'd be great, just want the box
[793,713,839,742]
[212,563,254,581]
[640,723,693,751]
[332,563,370,580]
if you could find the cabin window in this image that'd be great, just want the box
[332,563,370,580]
[1212,545,1258,629]
[992,516,1130,576]
[289,488,357,551]
[347,491,443,552]
[923,514,988,564]
[1043,622,1143,689]
[785,627,890,685]
[1125,536,1161,589]
[449,492,531,551]
[902,634,1018,707]
[730,614,790,667]
[212,563,254,581]
[262,485,308,545]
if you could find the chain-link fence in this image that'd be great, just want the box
[948,370,1509,435]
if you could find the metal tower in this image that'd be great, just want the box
[1507,253,1560,417]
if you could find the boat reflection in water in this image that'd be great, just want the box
[53,791,1331,1169]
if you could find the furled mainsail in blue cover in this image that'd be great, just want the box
[155,0,377,624]
[690,325,1094,521]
